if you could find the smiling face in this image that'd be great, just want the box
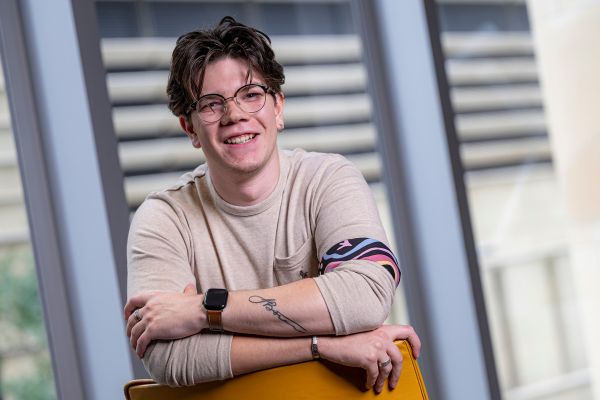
[180,57,284,179]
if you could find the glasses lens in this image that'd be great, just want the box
[236,85,267,113]
[197,95,225,122]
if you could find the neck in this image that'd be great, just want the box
[208,153,281,207]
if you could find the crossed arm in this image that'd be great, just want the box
[125,278,335,355]
[125,275,420,393]
[125,237,419,392]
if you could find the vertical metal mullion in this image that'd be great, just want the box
[422,1,501,397]
[70,0,147,379]
[71,0,131,315]
[352,0,500,398]
[350,1,442,397]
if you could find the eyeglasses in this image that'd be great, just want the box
[189,83,271,123]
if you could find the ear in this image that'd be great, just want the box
[274,92,285,132]
[179,116,202,149]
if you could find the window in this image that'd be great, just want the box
[0,57,57,400]
[435,1,596,398]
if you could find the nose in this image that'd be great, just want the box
[220,97,247,124]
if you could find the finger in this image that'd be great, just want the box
[388,325,421,359]
[364,363,379,391]
[130,318,147,352]
[387,343,404,390]
[126,311,140,337]
[404,327,421,359]
[136,330,152,358]
[183,283,197,295]
[374,358,393,394]
[124,293,154,319]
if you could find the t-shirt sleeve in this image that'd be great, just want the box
[128,196,233,385]
[310,156,399,335]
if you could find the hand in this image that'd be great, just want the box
[124,284,204,358]
[318,325,420,394]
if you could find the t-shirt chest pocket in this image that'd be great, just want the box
[273,239,318,285]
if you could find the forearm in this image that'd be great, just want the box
[125,276,334,363]
[232,324,422,395]
[222,278,335,336]
[231,335,313,376]
[143,332,233,386]
[220,262,395,337]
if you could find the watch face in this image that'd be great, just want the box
[204,288,229,311]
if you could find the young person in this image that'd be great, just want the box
[124,16,420,394]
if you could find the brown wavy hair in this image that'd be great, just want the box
[167,16,285,117]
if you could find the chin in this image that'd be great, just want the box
[225,158,266,175]
[230,164,262,175]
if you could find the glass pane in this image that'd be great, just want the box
[97,0,408,323]
[0,54,57,399]
[435,1,596,398]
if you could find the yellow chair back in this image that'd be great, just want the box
[124,339,428,399]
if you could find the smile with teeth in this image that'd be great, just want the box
[224,134,256,144]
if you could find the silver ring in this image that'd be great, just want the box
[134,309,142,322]
[378,358,392,368]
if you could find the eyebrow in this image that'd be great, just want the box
[199,82,266,98]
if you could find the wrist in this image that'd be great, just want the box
[198,293,208,331]
[311,336,320,360]
[182,293,207,334]
[203,288,229,332]
[317,336,333,360]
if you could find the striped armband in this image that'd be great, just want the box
[318,238,401,286]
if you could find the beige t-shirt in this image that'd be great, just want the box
[127,149,397,386]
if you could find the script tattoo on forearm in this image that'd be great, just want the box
[248,295,308,333]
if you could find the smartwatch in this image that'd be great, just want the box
[203,288,229,332]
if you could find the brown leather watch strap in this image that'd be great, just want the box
[207,309,223,332]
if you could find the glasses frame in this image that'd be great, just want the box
[188,83,271,123]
